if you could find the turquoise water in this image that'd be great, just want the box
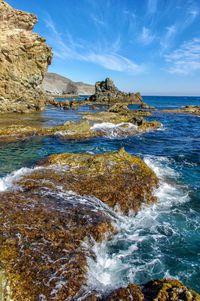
[0,96,199,294]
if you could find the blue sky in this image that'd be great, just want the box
[7,0,200,95]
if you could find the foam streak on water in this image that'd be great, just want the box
[91,122,138,138]
[86,155,198,296]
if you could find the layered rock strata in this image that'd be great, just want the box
[0,1,52,113]
[86,78,143,104]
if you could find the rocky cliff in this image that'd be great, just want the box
[87,77,143,104]
[0,1,53,113]
[42,72,95,96]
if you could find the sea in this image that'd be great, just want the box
[0,95,200,296]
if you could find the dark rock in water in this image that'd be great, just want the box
[142,279,200,301]
[45,96,70,109]
[140,103,155,109]
[129,116,147,126]
[107,103,130,114]
[162,105,200,115]
[99,279,200,301]
[86,78,143,104]
[89,105,99,110]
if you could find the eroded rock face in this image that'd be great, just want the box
[87,78,143,104]
[0,1,53,113]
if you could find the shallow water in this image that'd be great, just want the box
[0,96,199,294]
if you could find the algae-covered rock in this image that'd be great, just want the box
[0,184,115,299]
[162,105,200,115]
[36,148,159,214]
[142,279,200,301]
[140,103,155,109]
[0,1,52,113]
[105,284,144,301]
[99,279,200,301]
[0,149,158,300]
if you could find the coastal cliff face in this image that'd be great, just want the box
[0,1,53,113]
[42,72,95,96]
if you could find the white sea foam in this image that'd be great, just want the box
[0,167,32,192]
[0,165,70,192]
[91,122,138,138]
[86,155,190,295]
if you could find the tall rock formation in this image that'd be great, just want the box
[87,78,143,104]
[0,1,53,113]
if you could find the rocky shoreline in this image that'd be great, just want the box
[0,149,200,300]
[0,1,200,300]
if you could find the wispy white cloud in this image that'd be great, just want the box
[44,16,144,73]
[82,53,144,72]
[91,14,105,26]
[183,8,199,29]
[147,0,158,14]
[140,26,155,45]
[165,38,200,74]
[160,25,177,51]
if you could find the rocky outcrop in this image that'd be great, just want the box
[0,116,161,143]
[0,1,52,113]
[86,78,143,104]
[163,105,200,115]
[42,73,95,96]
[0,149,158,299]
[1,148,200,300]
[140,102,155,109]
[102,279,200,301]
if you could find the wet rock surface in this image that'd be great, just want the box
[162,105,200,115]
[0,109,161,142]
[0,149,158,300]
[0,1,52,113]
[142,279,200,301]
[86,78,143,104]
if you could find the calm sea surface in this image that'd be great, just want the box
[0,96,199,293]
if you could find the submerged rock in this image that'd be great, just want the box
[86,78,143,104]
[139,102,155,109]
[0,1,52,113]
[162,105,200,115]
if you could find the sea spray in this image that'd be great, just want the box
[86,155,192,296]
[91,122,138,138]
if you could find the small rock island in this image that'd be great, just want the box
[86,77,143,104]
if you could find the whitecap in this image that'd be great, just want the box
[86,155,190,295]
[91,122,138,138]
